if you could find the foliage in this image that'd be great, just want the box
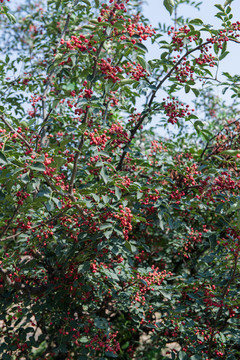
[0,0,240,359]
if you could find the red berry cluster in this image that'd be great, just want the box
[108,122,129,147]
[16,190,30,205]
[132,266,173,306]
[28,95,41,118]
[195,53,216,67]
[123,61,147,81]
[98,3,155,43]
[118,17,155,42]
[88,129,110,150]
[182,228,203,257]
[98,0,127,25]
[85,331,120,355]
[98,58,123,83]
[163,97,195,124]
[114,205,133,240]
[221,228,240,257]
[175,60,195,83]
[168,25,199,50]
[61,34,97,54]
[212,172,240,192]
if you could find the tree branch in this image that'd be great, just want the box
[40,0,79,147]
[0,265,48,295]
[0,115,32,150]
[67,2,121,194]
[200,117,240,159]
[116,40,212,171]
[0,210,68,242]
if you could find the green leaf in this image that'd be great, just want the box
[178,351,189,360]
[20,172,30,184]
[51,156,65,169]
[114,186,121,200]
[136,55,147,70]
[79,336,88,343]
[119,79,136,86]
[163,0,175,15]
[133,42,148,53]
[124,241,133,252]
[53,53,64,62]
[102,195,109,204]
[214,43,219,54]
[215,4,225,11]
[219,150,240,156]
[191,88,199,97]
[100,223,113,230]
[187,114,198,120]
[105,351,118,358]
[52,197,62,209]
[189,18,203,25]
[200,129,212,140]
[62,83,75,91]
[5,11,16,24]
[94,317,108,330]
[222,39,227,54]
[30,162,45,172]
[227,201,240,214]
[104,229,113,239]
[2,354,12,360]
[222,86,229,94]
[100,166,109,184]
[81,0,91,6]
[37,187,52,198]
[224,0,233,7]
[159,289,172,300]
[194,120,204,129]
[190,354,202,359]
[92,193,100,202]
[219,51,229,60]
[0,151,8,164]
[137,190,143,199]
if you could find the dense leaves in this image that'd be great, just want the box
[0,0,240,359]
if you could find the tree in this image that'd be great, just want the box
[0,0,240,359]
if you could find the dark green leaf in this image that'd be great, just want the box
[219,51,229,60]
[100,166,109,184]
[30,162,45,172]
[163,0,175,15]
[0,151,8,164]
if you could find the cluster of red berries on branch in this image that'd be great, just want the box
[162,97,195,124]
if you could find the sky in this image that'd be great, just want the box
[143,0,240,87]
[138,0,240,132]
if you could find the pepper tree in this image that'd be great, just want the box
[0,0,240,359]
